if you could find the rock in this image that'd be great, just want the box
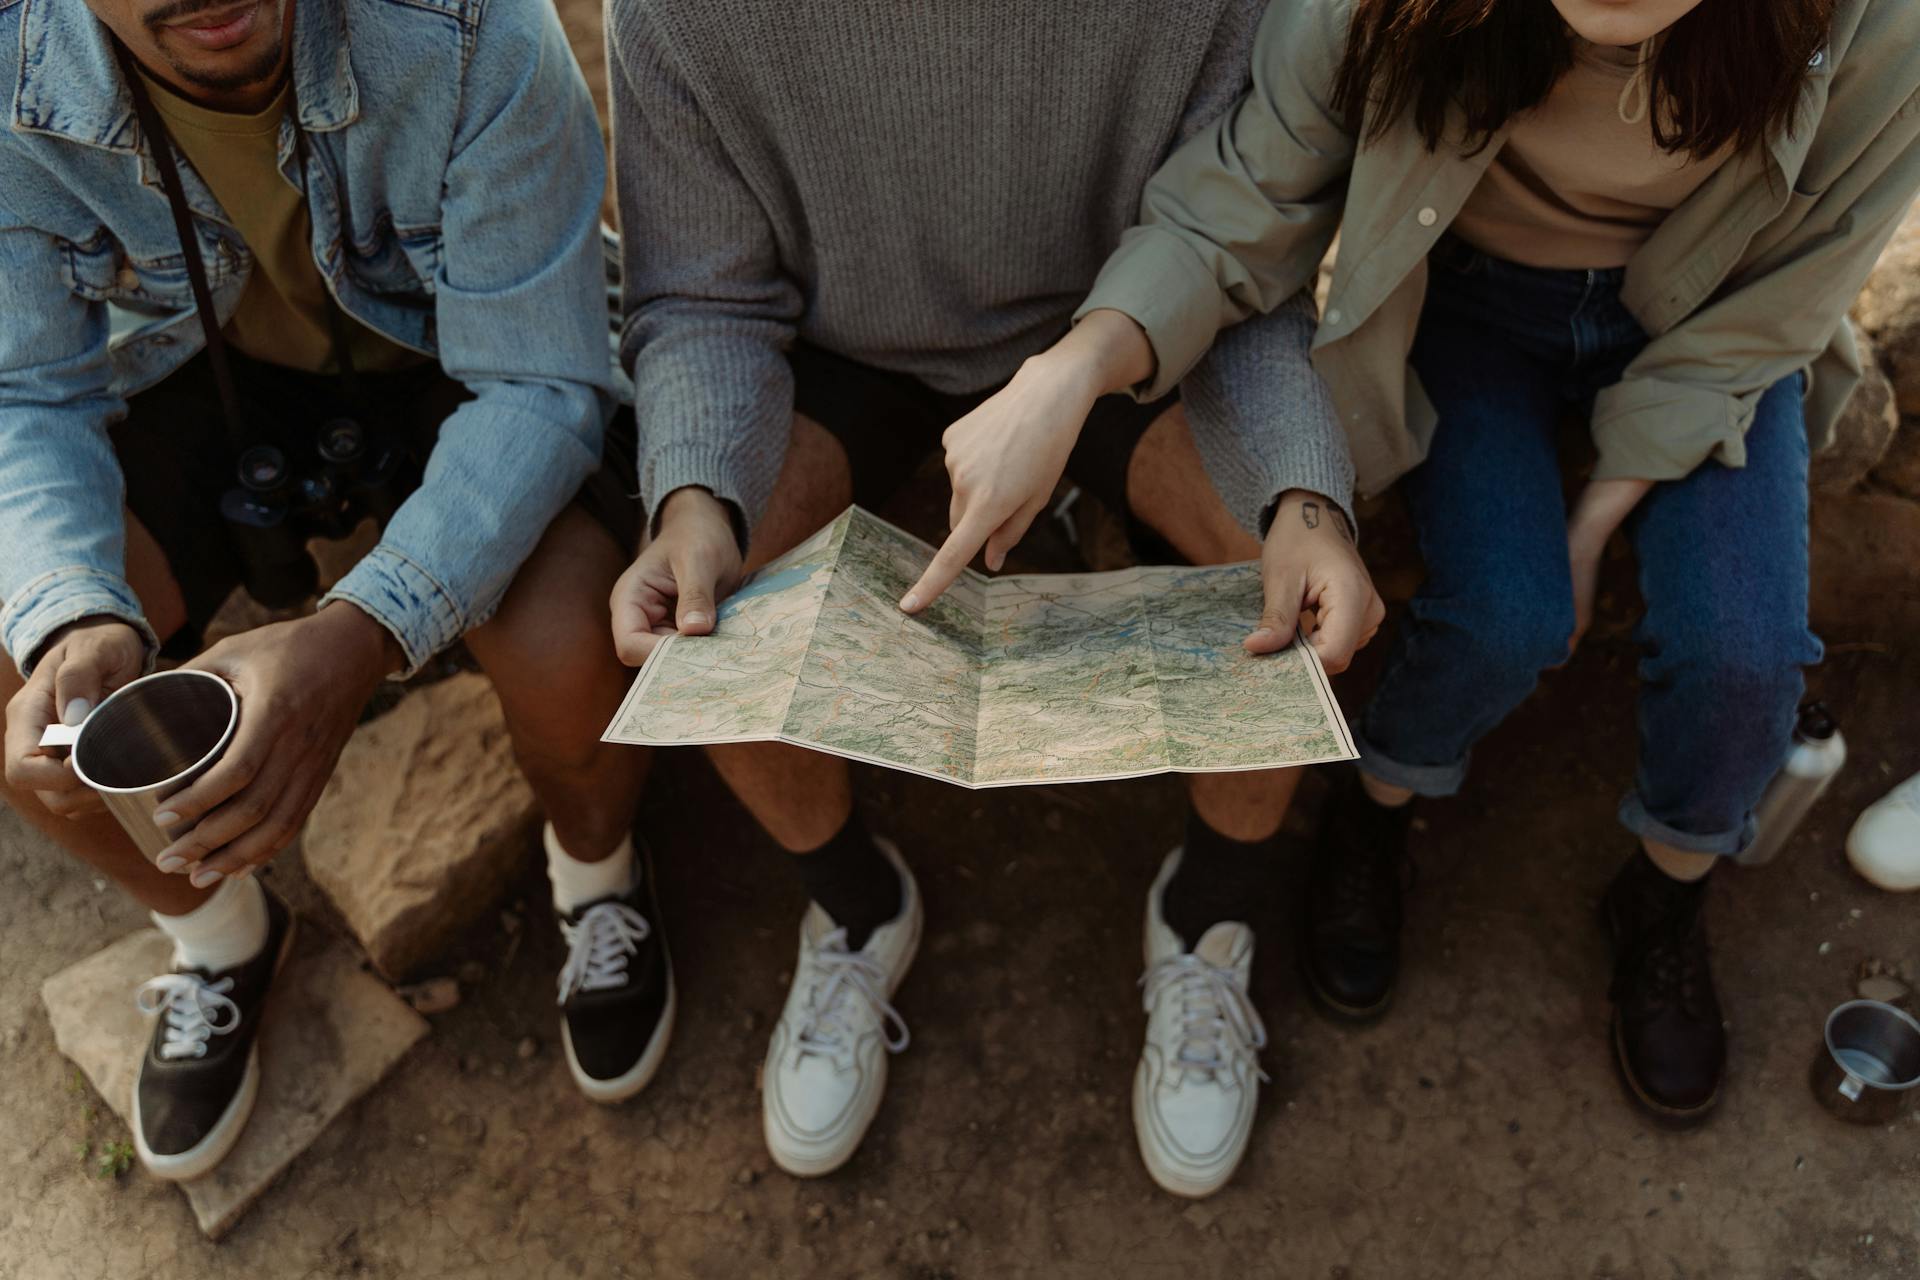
[457,961,488,986]
[396,977,460,1015]
[516,1035,539,1060]
[1857,974,1911,1005]
[40,925,426,1240]
[1812,340,1899,493]
[1809,492,1920,639]
[303,673,540,981]
[1853,198,1920,415]
[1870,418,1920,498]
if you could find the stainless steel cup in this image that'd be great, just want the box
[1810,999,1920,1126]
[36,669,239,862]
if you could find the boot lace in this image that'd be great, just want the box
[1616,893,1712,1019]
[557,901,651,1004]
[136,973,240,1061]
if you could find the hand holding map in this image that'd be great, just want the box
[603,507,1357,788]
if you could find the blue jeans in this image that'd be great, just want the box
[1355,243,1824,856]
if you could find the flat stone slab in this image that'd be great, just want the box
[40,922,428,1240]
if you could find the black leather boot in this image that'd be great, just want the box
[1602,850,1726,1125]
[1301,768,1415,1020]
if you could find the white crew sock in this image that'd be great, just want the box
[152,875,270,972]
[545,822,637,913]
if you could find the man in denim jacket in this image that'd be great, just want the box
[0,0,673,1177]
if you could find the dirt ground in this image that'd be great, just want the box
[5,6,1919,1278]
[4,474,1918,1279]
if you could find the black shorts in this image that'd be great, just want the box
[788,341,1173,525]
[110,349,640,656]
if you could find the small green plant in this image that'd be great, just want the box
[94,1141,135,1180]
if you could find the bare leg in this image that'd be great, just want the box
[0,514,207,915]
[1127,404,1302,840]
[468,505,649,860]
[700,415,860,852]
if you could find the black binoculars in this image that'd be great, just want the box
[217,417,414,609]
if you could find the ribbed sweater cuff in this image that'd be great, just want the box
[640,443,755,554]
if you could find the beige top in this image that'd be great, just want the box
[141,72,419,374]
[1452,42,1730,269]
[1079,0,1920,494]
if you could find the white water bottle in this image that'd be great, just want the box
[1739,703,1847,867]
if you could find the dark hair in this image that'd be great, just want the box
[1328,0,1835,157]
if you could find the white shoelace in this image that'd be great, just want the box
[1141,954,1269,1085]
[136,973,241,1061]
[556,901,651,1004]
[793,927,910,1066]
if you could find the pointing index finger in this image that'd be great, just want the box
[899,518,990,614]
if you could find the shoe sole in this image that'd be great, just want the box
[133,913,299,1182]
[1130,1060,1246,1199]
[1599,898,1721,1128]
[563,970,678,1105]
[764,854,924,1180]
[1298,952,1393,1025]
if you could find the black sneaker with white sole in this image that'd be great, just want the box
[133,888,296,1181]
[556,847,675,1104]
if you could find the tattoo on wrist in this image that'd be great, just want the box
[1301,501,1320,530]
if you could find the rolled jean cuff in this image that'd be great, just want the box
[1616,793,1756,858]
[1352,729,1470,798]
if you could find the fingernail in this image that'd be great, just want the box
[61,698,92,727]
[157,855,186,873]
[899,593,920,613]
[1249,627,1276,640]
[153,809,179,829]
[189,866,223,888]
[681,611,708,629]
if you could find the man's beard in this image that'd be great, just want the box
[144,0,287,95]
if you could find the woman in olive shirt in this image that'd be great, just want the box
[905,0,1920,1176]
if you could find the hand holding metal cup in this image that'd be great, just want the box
[36,669,240,862]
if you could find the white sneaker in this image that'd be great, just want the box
[1848,770,1920,892]
[1133,848,1267,1198]
[762,838,922,1177]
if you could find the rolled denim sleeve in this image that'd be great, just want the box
[1075,0,1355,402]
[320,0,613,675]
[0,220,158,676]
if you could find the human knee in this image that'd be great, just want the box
[1661,615,1813,709]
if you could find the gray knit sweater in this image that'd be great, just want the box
[608,0,1354,541]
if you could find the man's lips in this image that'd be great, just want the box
[163,1,261,51]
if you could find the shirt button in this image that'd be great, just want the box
[116,265,139,289]
[1417,207,1439,227]
[1325,308,1342,325]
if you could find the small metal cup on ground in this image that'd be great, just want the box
[1810,999,1920,1126]
[36,669,239,862]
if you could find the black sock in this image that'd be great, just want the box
[1160,806,1281,948]
[793,810,902,950]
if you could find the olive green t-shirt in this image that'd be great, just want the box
[141,72,421,374]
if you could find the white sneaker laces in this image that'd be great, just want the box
[1141,954,1269,1085]
[794,927,910,1065]
[136,973,241,1061]
[557,901,651,1004]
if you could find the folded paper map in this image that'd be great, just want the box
[604,506,1357,788]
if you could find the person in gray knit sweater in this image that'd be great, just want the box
[605,0,1384,1194]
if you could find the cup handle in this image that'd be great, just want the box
[38,723,80,750]
[1839,1072,1866,1103]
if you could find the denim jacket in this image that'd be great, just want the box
[0,0,614,676]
